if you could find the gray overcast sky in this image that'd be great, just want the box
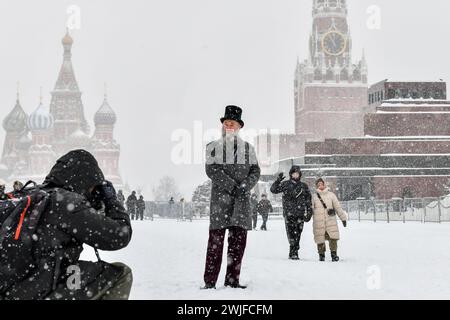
[0,0,449,198]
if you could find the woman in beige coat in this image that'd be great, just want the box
[312,178,348,262]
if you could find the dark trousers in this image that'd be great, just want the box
[284,215,304,254]
[252,214,258,229]
[128,209,136,220]
[204,227,248,286]
[137,210,144,221]
[318,232,338,254]
[260,214,268,230]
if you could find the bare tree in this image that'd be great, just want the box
[152,176,181,202]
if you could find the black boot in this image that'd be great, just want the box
[289,248,300,260]
[319,254,325,261]
[225,283,247,289]
[201,283,216,290]
[331,252,340,262]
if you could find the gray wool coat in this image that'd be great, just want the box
[205,135,261,230]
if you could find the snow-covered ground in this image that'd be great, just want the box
[82,218,450,300]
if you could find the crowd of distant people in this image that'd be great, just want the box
[113,190,276,224]
[116,190,148,221]
[116,191,195,222]
[1,180,275,226]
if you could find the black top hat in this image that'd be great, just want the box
[220,105,244,128]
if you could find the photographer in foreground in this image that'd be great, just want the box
[0,149,133,300]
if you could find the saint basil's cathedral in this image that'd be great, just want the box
[0,31,122,187]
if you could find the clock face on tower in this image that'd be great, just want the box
[321,31,347,56]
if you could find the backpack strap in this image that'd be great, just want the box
[20,181,37,192]
[14,196,32,240]
[94,248,102,262]
[26,191,51,234]
[317,193,328,210]
[0,202,26,243]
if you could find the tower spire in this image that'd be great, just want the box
[313,0,347,16]
[54,30,79,91]
[39,86,43,104]
[50,29,90,147]
[16,81,20,102]
[104,82,108,100]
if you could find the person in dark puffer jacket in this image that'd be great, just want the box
[1,149,133,300]
[270,166,312,260]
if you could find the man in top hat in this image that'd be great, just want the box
[202,105,261,290]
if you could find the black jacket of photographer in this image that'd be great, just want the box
[270,166,312,219]
[3,150,132,300]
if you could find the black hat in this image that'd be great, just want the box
[289,165,302,177]
[220,105,244,128]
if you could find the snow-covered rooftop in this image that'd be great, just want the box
[376,111,450,114]
[384,79,446,83]
[357,135,450,141]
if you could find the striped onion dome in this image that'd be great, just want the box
[28,103,54,131]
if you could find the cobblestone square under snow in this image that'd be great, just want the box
[82,218,450,300]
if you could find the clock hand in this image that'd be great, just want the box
[331,34,337,50]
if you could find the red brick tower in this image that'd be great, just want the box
[91,87,122,186]
[49,30,90,155]
[294,0,368,154]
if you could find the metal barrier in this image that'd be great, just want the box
[341,196,450,223]
[142,195,450,224]
[143,201,285,220]
[143,201,204,220]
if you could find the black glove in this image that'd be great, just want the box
[99,181,117,202]
[304,209,313,222]
[89,186,104,210]
[342,220,347,228]
[92,181,118,210]
[277,172,285,182]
